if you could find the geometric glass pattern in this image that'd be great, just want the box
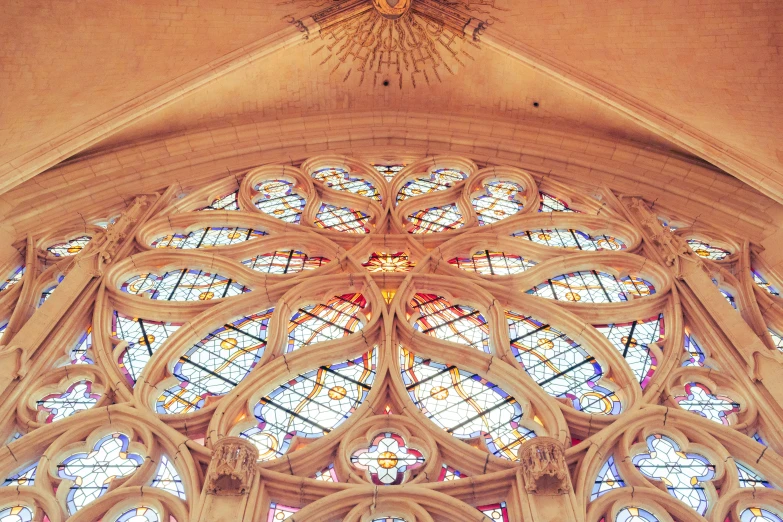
[311,167,381,201]
[632,434,716,515]
[615,507,660,522]
[512,228,626,251]
[113,506,159,522]
[396,168,467,202]
[686,239,730,261]
[591,455,626,500]
[673,382,740,425]
[254,180,306,224]
[242,250,329,274]
[752,270,779,296]
[0,506,33,522]
[150,227,267,249]
[400,347,537,461]
[438,464,466,481]
[478,502,510,521]
[407,204,464,234]
[410,293,490,353]
[594,315,665,389]
[36,379,100,423]
[362,252,415,273]
[2,462,37,487]
[113,312,182,385]
[0,266,24,292]
[312,464,339,482]
[239,351,376,461]
[539,192,579,213]
[46,235,91,257]
[448,250,536,276]
[472,180,524,225]
[683,332,707,367]
[286,293,366,353]
[198,190,239,211]
[57,433,144,514]
[527,271,655,303]
[736,462,772,489]
[507,310,622,415]
[267,503,299,521]
[350,432,425,485]
[155,308,273,414]
[741,508,783,522]
[373,164,405,182]
[68,328,94,365]
[121,269,249,301]
[314,204,371,233]
[150,455,186,499]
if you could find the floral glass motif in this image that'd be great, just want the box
[410,293,490,353]
[2,462,37,486]
[199,190,239,211]
[674,382,740,425]
[151,227,266,249]
[438,464,466,481]
[396,168,467,202]
[362,252,415,272]
[151,455,186,499]
[737,462,772,489]
[527,271,655,303]
[39,275,64,306]
[472,180,524,225]
[312,464,339,482]
[615,507,660,522]
[113,312,182,385]
[57,433,144,514]
[769,328,783,351]
[47,235,91,257]
[351,432,425,485]
[0,506,33,522]
[741,508,783,522]
[507,310,621,415]
[36,380,100,423]
[539,192,579,213]
[683,331,707,367]
[687,239,730,260]
[0,266,24,293]
[595,315,664,389]
[156,308,273,414]
[267,503,299,521]
[286,293,366,353]
[591,455,626,500]
[512,228,626,251]
[479,502,510,521]
[400,348,537,461]
[373,164,405,181]
[632,434,716,515]
[753,270,780,296]
[311,167,381,201]
[449,250,536,276]
[254,179,306,224]
[314,204,371,233]
[242,250,329,274]
[114,506,160,522]
[407,204,464,233]
[239,351,376,460]
[121,269,248,302]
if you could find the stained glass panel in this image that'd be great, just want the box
[0,266,24,293]
[615,507,660,522]
[594,315,664,389]
[114,506,159,522]
[527,271,655,303]
[69,328,93,365]
[472,180,524,225]
[286,293,366,353]
[47,235,91,257]
[512,228,626,251]
[0,321,7,342]
[674,382,740,425]
[401,348,536,461]
[242,250,329,274]
[752,270,780,296]
[411,293,490,353]
[312,463,339,482]
[741,508,783,522]
[151,227,266,249]
[396,168,467,202]
[121,269,249,301]
[539,192,579,213]
[479,502,510,521]
[240,351,376,460]
[311,167,381,201]
[254,180,306,224]
[267,503,299,521]
[683,331,707,367]
[591,455,626,499]
[39,275,64,306]
[687,239,730,260]
[362,252,415,272]
[199,190,239,211]
[407,204,464,233]
[2,462,37,486]
[737,462,772,488]
[314,204,371,233]
[351,432,425,485]
[36,380,100,423]
[150,455,186,499]
[448,250,536,276]
[438,464,466,481]
[0,506,33,522]
[113,312,182,385]
[373,164,404,181]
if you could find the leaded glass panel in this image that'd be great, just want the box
[286,293,366,353]
[410,293,489,353]
[113,312,182,385]
[151,227,266,249]
[753,270,780,296]
[121,269,248,301]
[47,235,91,257]
[254,180,306,223]
[362,252,415,272]
[242,250,329,274]
[199,190,239,211]
[512,228,625,251]
[396,168,467,202]
[594,315,664,389]
[0,266,24,292]
[407,204,464,233]
[528,271,655,303]
[591,455,625,500]
[472,180,524,225]
[448,250,536,275]
[314,204,371,233]
[687,239,730,260]
[539,192,579,213]
[311,167,381,201]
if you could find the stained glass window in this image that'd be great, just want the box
[512,228,626,251]
[737,462,772,488]
[151,227,266,249]
[121,269,249,301]
[438,464,466,481]
[479,502,510,521]
[242,250,329,274]
[674,382,740,425]
[407,204,464,233]
[448,250,536,276]
[68,328,93,365]
[150,455,186,499]
[507,310,621,415]
[410,293,489,353]
[0,266,24,292]
[351,432,425,485]
[2,462,37,486]
[594,315,664,389]
[314,204,371,233]
[528,271,655,303]
[39,275,64,306]
[396,168,467,202]
[47,235,91,257]
[312,463,339,482]
[267,503,299,521]
[769,328,783,351]
[156,308,273,414]
[683,331,707,367]
[0,506,33,522]
[591,455,626,499]
[720,288,737,308]
[239,351,376,460]
[254,180,306,223]
[0,321,7,342]
[539,192,579,213]
[286,293,366,353]
[114,506,159,522]
[57,433,143,514]
[373,164,404,181]
[400,348,536,461]
[362,252,415,272]
[472,180,524,225]
[687,239,730,260]
[113,312,182,385]
[632,434,715,515]
[311,167,381,201]
[36,380,100,423]
[741,508,783,522]
[615,507,660,522]
[199,190,239,211]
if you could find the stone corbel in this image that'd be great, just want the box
[518,437,570,495]
[206,436,259,496]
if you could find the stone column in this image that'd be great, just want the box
[517,437,580,522]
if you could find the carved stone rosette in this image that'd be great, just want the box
[519,437,570,495]
[206,436,259,496]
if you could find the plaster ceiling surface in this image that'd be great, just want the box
[1,0,781,192]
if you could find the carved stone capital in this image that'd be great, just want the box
[519,437,570,495]
[206,436,259,496]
